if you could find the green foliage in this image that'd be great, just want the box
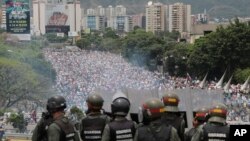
[0,28,6,33]
[101,37,122,52]
[0,110,4,116]
[8,113,22,123]
[122,29,163,66]
[45,33,68,43]
[76,33,102,49]
[188,19,250,79]
[0,40,56,82]
[0,34,56,108]
[70,106,85,120]
[76,38,90,49]
[234,68,250,83]
[8,112,27,132]
[103,28,119,39]
[164,43,189,76]
[0,57,40,108]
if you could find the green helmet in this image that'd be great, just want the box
[47,95,67,113]
[208,103,227,124]
[111,90,130,116]
[194,107,209,122]
[86,93,104,110]
[162,93,179,112]
[141,98,165,121]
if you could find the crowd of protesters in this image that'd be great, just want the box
[43,48,250,122]
[43,48,160,109]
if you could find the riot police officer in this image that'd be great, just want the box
[80,93,110,141]
[101,91,136,141]
[32,110,53,141]
[202,103,229,141]
[134,98,180,141]
[161,93,185,141]
[46,95,80,141]
[184,107,209,141]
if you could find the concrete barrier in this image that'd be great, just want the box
[3,133,32,141]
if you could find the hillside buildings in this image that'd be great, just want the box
[145,2,165,33]
[82,5,133,33]
[145,1,191,34]
[168,3,191,33]
[32,1,133,35]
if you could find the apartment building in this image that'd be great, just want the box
[169,3,191,32]
[145,2,165,33]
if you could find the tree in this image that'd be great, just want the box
[234,68,250,83]
[122,29,164,66]
[0,58,39,108]
[103,27,118,39]
[101,37,122,52]
[8,112,27,133]
[70,106,85,121]
[188,19,250,80]
[164,43,189,76]
[0,34,56,110]
[76,38,90,49]
[45,33,68,43]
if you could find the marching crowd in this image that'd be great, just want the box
[43,48,160,109]
[43,48,250,122]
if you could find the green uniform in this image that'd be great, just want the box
[48,115,80,141]
[32,119,43,141]
[162,113,186,141]
[32,114,53,141]
[184,124,204,141]
[134,119,180,141]
[101,116,137,141]
[80,112,110,141]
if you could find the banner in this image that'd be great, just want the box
[45,4,70,34]
[5,0,30,34]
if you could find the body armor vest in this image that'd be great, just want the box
[163,114,184,140]
[137,124,171,141]
[37,113,53,141]
[54,117,76,141]
[203,123,229,141]
[185,128,197,141]
[109,119,135,141]
[81,115,107,141]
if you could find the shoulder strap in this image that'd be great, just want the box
[54,118,75,135]
[148,125,160,141]
[149,124,171,141]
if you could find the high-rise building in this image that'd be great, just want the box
[113,16,131,32]
[83,15,105,31]
[96,5,105,16]
[1,4,6,29]
[82,5,131,33]
[115,5,126,16]
[86,8,96,16]
[145,2,166,33]
[191,9,209,25]
[169,3,191,33]
[131,14,144,28]
[105,5,114,28]
[105,5,115,18]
